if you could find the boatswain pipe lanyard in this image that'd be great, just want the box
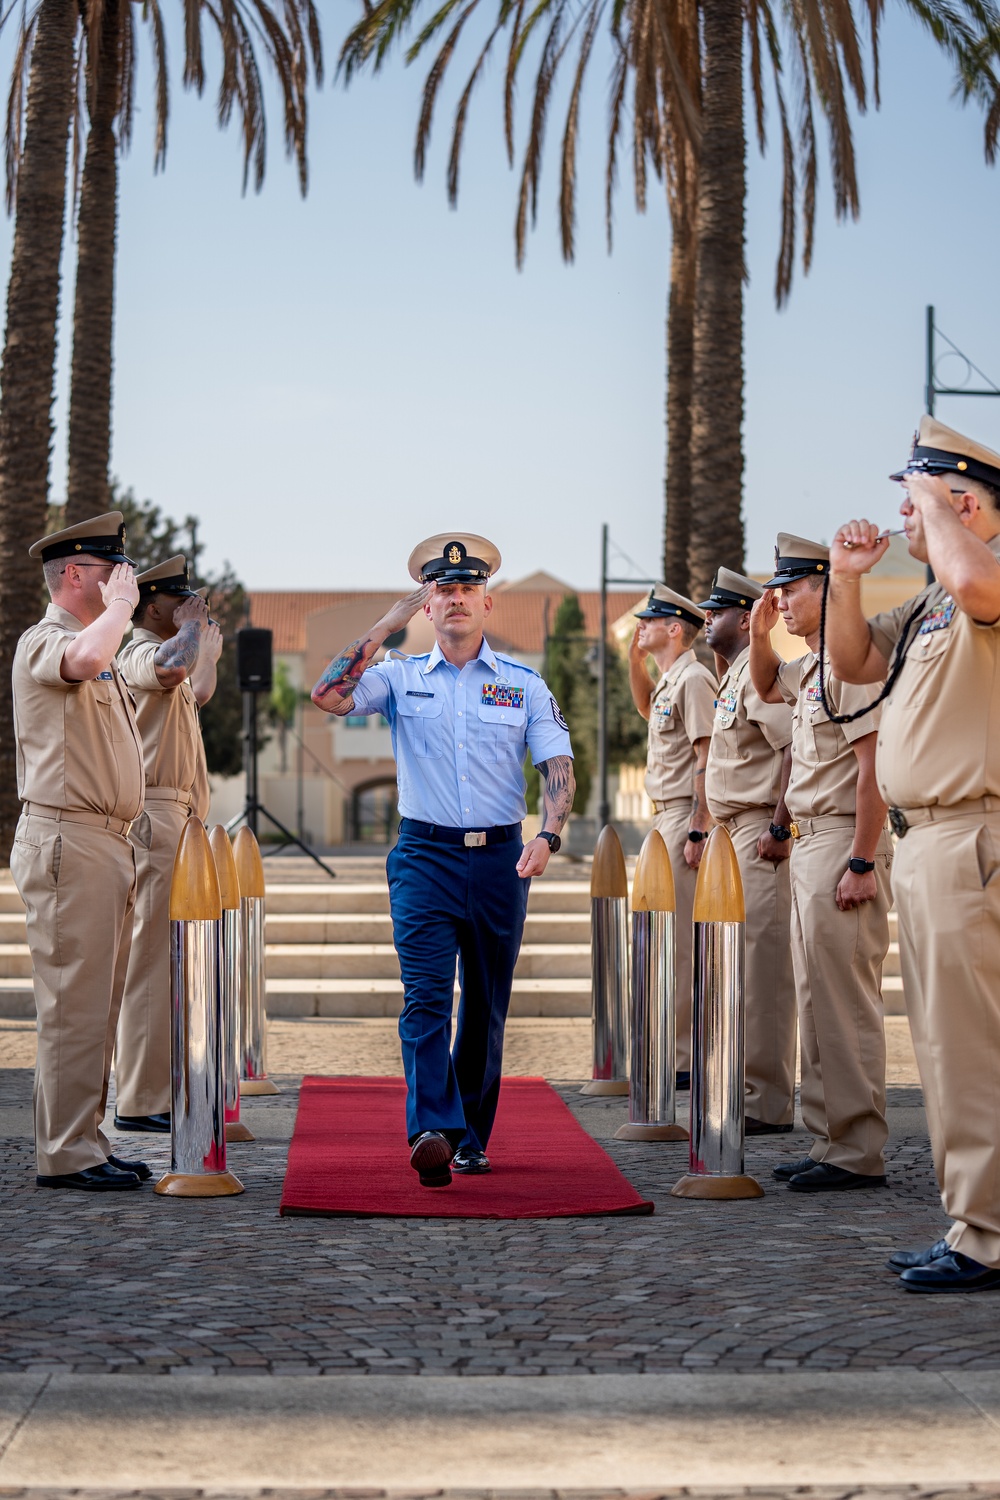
[815,573,928,726]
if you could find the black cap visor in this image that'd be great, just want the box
[889,444,1000,489]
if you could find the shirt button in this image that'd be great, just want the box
[458,743,464,749]
[461,775,467,781]
[458,711,463,717]
[465,807,470,813]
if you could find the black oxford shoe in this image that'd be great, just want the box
[746,1117,795,1136]
[900,1250,1000,1293]
[107,1153,152,1182]
[113,1112,170,1133]
[409,1130,453,1188]
[787,1161,886,1193]
[37,1162,142,1191]
[886,1237,950,1273]
[773,1156,818,1181]
[452,1147,491,1175]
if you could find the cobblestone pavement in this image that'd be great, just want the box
[4,1009,1000,1381]
[0,1488,995,1500]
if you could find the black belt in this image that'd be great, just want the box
[398,818,521,848]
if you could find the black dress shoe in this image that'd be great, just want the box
[409,1130,453,1187]
[886,1237,950,1273]
[773,1155,817,1181]
[452,1147,491,1175]
[787,1161,886,1193]
[746,1117,794,1136]
[37,1162,142,1191]
[107,1153,152,1182]
[675,1071,691,1091]
[113,1112,170,1133]
[900,1250,1000,1293]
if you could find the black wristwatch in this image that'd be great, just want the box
[848,857,875,874]
[537,831,562,854]
[769,822,792,842]
[687,830,706,843]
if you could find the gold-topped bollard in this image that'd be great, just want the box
[582,823,629,1097]
[209,825,254,1144]
[671,825,763,1200]
[155,819,244,1197]
[615,830,688,1142]
[232,826,278,1096]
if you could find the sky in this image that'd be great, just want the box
[0,4,998,592]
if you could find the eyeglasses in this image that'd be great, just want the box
[60,561,116,573]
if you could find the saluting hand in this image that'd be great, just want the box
[174,594,209,630]
[98,562,139,612]
[378,583,436,635]
[201,621,223,664]
[749,590,780,639]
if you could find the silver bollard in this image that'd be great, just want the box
[209,824,254,1144]
[614,829,688,1142]
[581,823,629,1097]
[155,818,244,1197]
[671,825,762,1199]
[232,826,278,1096]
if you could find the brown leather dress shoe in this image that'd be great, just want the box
[409,1130,453,1187]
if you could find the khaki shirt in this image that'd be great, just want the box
[118,629,211,820]
[777,652,882,821]
[644,648,717,804]
[706,647,793,821]
[868,533,1000,809]
[12,604,144,821]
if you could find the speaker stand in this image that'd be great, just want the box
[225,691,336,880]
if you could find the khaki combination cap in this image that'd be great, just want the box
[135,554,198,598]
[634,583,705,628]
[890,414,1000,489]
[408,533,501,585]
[765,533,830,588]
[28,510,133,565]
[698,566,762,611]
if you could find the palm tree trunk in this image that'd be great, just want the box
[0,0,77,860]
[663,200,696,592]
[687,0,745,602]
[65,0,121,524]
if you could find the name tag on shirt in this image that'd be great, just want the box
[917,598,956,635]
[96,671,113,681]
[406,690,435,698]
[482,684,524,710]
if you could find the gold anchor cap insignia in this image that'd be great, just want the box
[448,544,462,564]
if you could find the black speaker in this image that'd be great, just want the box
[236,627,273,693]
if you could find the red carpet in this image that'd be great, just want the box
[279,1076,654,1219]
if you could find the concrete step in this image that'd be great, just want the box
[263,881,592,915]
[264,911,591,946]
[264,941,591,981]
[266,977,592,1018]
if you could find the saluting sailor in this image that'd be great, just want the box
[827,418,1000,1291]
[310,535,575,1188]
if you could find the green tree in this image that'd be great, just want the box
[269,659,303,774]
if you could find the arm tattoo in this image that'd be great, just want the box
[154,621,201,675]
[312,632,380,713]
[535,756,575,833]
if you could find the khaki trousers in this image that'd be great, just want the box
[115,800,190,1117]
[10,810,136,1176]
[724,813,797,1126]
[788,823,892,1175]
[893,812,1000,1267]
[653,800,698,1072]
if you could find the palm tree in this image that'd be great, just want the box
[0,0,323,856]
[65,0,324,523]
[340,0,999,598]
[0,0,79,858]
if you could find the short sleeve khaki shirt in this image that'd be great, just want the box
[705,647,793,821]
[118,629,211,820]
[12,604,144,821]
[867,533,1000,809]
[644,648,717,805]
[777,652,882,821]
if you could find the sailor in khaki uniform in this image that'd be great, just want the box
[11,512,148,1191]
[827,418,1000,1291]
[114,556,220,1132]
[701,568,797,1132]
[628,585,716,1078]
[749,535,892,1191]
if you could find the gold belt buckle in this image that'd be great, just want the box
[464,831,487,848]
[789,822,800,840]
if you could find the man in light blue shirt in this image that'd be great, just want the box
[312,533,575,1187]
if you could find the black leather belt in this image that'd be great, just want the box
[398,818,521,848]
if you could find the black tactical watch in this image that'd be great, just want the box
[769,822,792,842]
[848,857,875,875]
[537,831,562,854]
[687,830,706,843]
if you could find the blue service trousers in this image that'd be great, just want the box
[386,829,530,1150]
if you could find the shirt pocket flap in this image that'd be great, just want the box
[478,703,526,728]
[396,695,444,719]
